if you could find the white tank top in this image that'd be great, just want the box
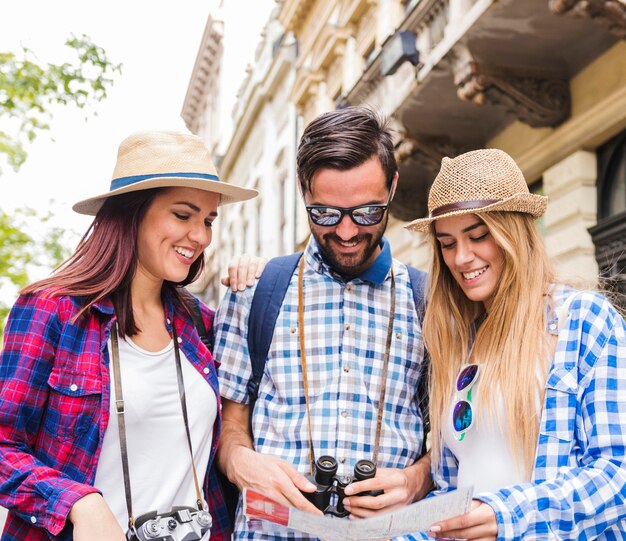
[94,337,217,530]
[443,383,528,493]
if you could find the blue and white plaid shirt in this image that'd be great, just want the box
[425,286,626,540]
[215,237,426,540]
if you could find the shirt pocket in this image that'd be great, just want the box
[44,368,103,440]
[540,366,578,443]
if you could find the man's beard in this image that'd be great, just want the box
[312,218,386,278]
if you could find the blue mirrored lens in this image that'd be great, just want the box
[352,207,384,225]
[309,208,341,225]
[453,400,473,432]
[456,364,479,392]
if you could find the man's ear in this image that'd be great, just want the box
[390,172,399,200]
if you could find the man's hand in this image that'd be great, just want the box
[69,493,126,541]
[220,254,267,291]
[428,500,497,540]
[342,453,433,518]
[228,445,323,515]
[218,398,322,516]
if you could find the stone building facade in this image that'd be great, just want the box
[184,0,626,307]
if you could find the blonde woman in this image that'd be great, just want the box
[406,149,626,540]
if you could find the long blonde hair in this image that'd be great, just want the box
[424,211,556,476]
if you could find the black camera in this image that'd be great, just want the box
[303,456,383,517]
[126,506,212,541]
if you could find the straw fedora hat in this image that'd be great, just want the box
[73,130,258,215]
[405,148,547,232]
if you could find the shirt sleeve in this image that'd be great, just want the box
[213,285,257,404]
[0,294,100,535]
[430,443,460,497]
[477,292,626,539]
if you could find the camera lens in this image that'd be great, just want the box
[196,510,212,528]
[315,455,338,485]
[141,519,162,539]
[354,459,377,481]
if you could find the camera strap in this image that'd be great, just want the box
[110,322,205,531]
[297,258,396,472]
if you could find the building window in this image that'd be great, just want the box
[588,129,626,310]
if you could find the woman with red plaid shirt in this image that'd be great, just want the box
[0,131,257,541]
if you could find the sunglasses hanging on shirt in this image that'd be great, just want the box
[452,363,480,441]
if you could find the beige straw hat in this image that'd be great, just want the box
[73,130,258,216]
[405,148,547,232]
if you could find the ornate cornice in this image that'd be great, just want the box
[588,210,626,264]
[549,0,626,39]
[181,17,223,133]
[391,135,471,221]
[395,136,467,171]
[455,61,571,128]
[278,0,317,33]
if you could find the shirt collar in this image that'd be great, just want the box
[305,236,392,285]
[87,296,115,315]
[85,287,178,319]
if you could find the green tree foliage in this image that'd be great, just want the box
[0,207,76,336]
[0,34,122,172]
[0,35,119,337]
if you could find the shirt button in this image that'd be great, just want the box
[30,516,37,524]
[177,336,182,343]
[290,327,296,334]
[166,318,171,325]
[203,367,210,374]
[339,457,345,464]
[341,411,348,418]
[396,332,402,339]
[344,323,350,331]
[70,384,78,392]
[549,322,557,331]
[345,284,352,292]
[343,366,350,373]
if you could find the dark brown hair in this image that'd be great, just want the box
[296,106,397,193]
[22,189,204,336]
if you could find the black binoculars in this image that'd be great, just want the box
[302,455,383,517]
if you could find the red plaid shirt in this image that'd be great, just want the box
[0,290,229,540]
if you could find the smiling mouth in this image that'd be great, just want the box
[462,266,488,280]
[336,239,359,248]
[174,246,194,259]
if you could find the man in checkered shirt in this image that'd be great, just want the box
[214,107,431,540]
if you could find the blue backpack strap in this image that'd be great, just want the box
[246,252,303,408]
[406,265,427,323]
[406,265,430,455]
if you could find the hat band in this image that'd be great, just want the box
[110,172,220,191]
[430,199,501,218]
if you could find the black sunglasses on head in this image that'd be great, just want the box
[305,190,393,227]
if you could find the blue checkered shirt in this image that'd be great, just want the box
[422,286,626,540]
[215,237,427,540]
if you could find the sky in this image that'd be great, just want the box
[0,0,274,235]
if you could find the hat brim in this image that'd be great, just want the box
[72,175,258,216]
[404,193,548,233]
